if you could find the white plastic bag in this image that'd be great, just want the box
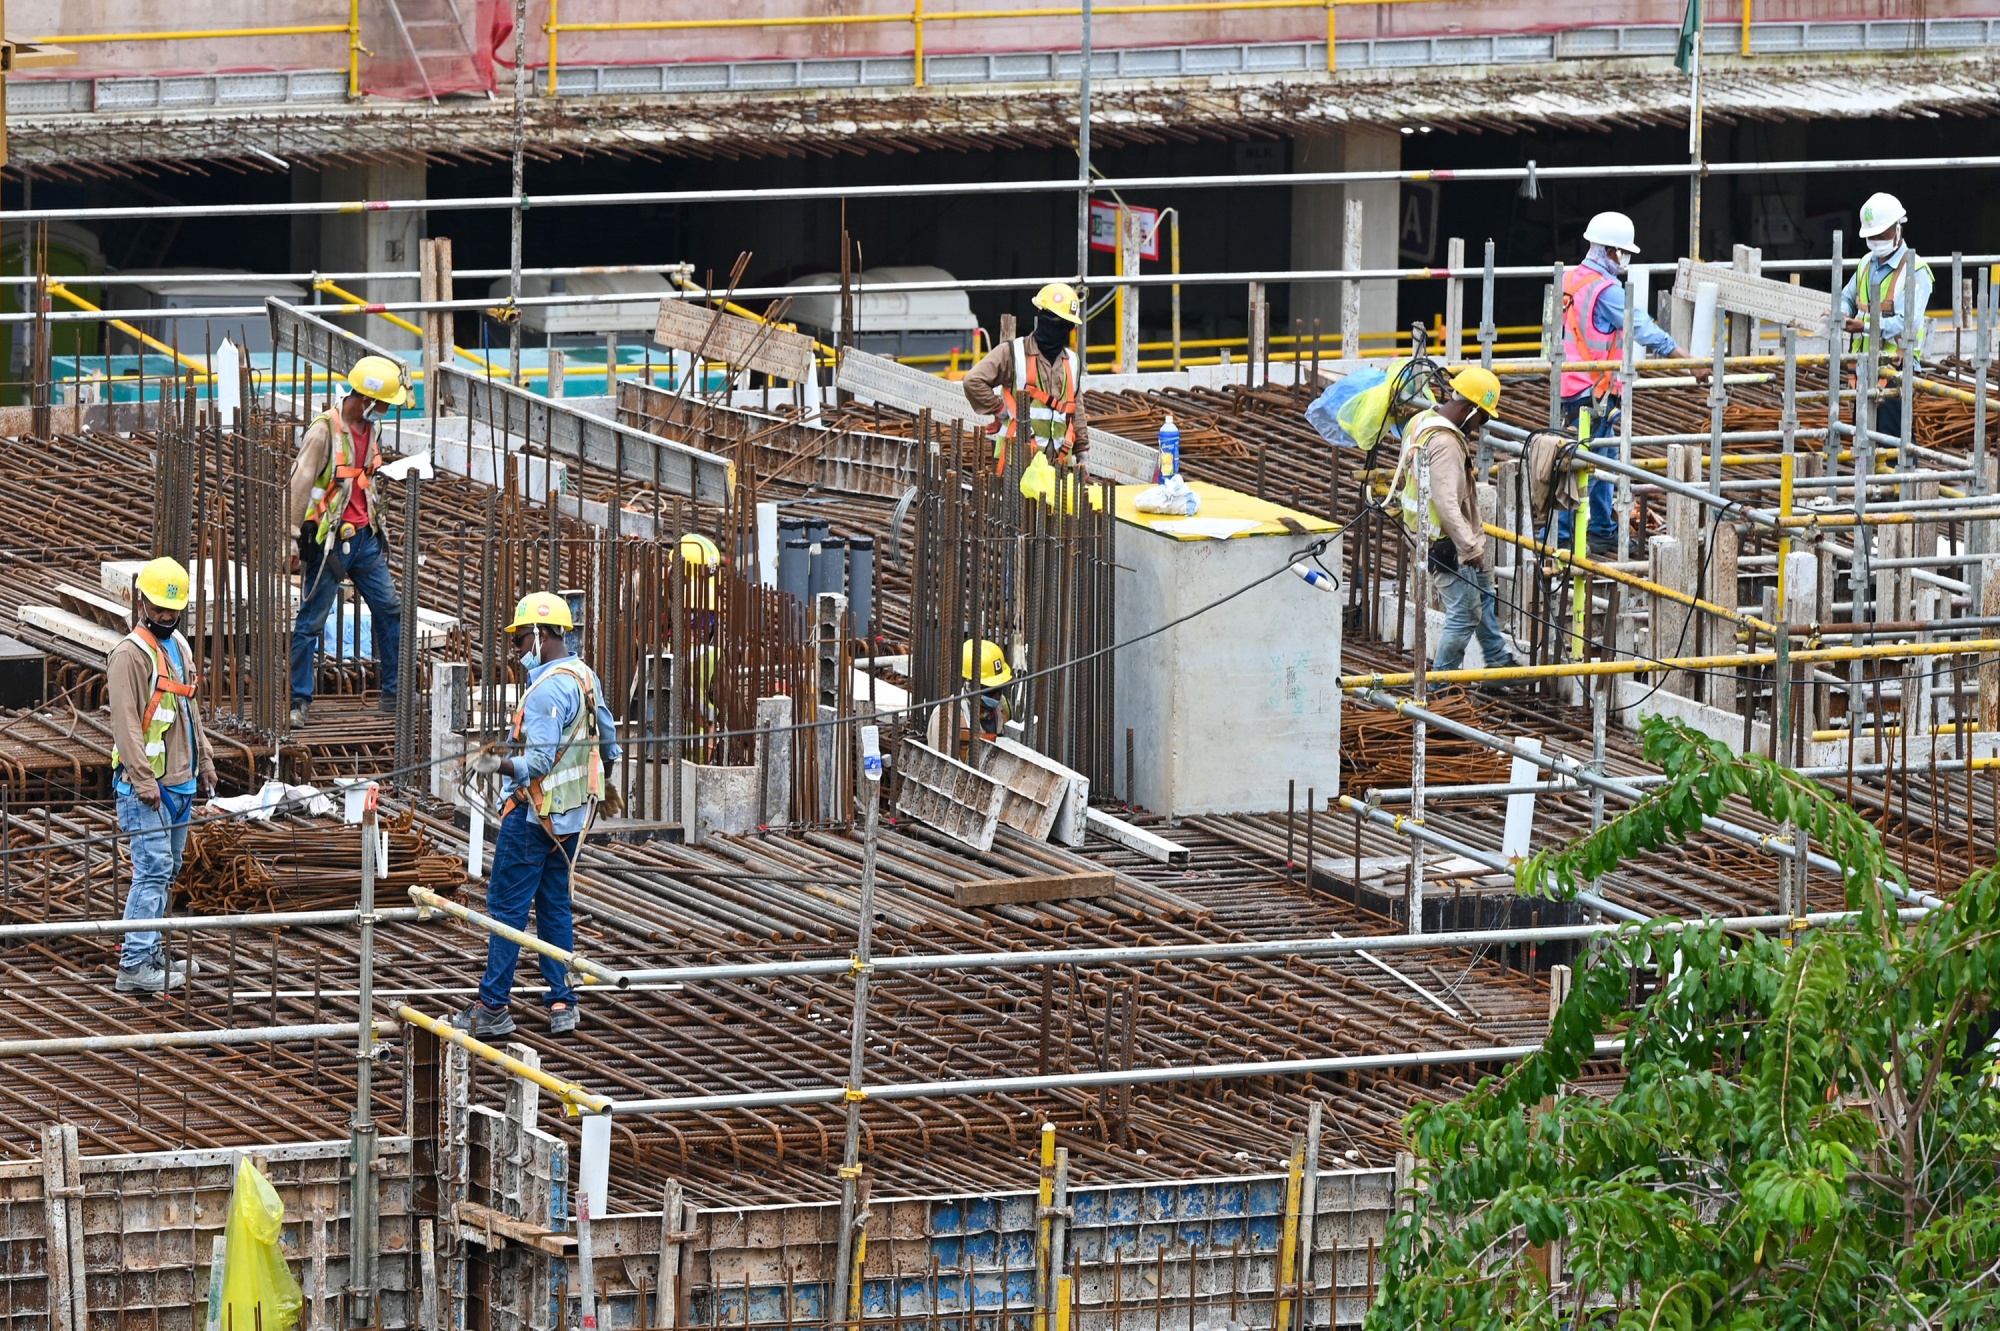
[1134,475,1200,517]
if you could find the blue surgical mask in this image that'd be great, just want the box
[520,646,541,671]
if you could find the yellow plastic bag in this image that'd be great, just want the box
[219,1157,303,1331]
[1019,452,1105,514]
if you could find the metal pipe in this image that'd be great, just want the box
[7,165,2000,225]
[1485,523,1774,636]
[409,886,619,986]
[397,1004,613,1113]
[1373,754,2000,801]
[349,792,380,1327]
[0,905,423,941]
[831,751,884,1331]
[1352,689,1948,909]
[0,1021,382,1058]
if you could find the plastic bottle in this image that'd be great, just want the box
[1155,413,1181,482]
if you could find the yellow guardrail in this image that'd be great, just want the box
[27,6,363,96]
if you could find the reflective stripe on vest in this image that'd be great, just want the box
[1850,253,1933,364]
[1561,266,1620,399]
[1398,410,1465,536]
[998,338,1078,457]
[508,659,607,818]
[111,628,199,779]
[301,410,374,542]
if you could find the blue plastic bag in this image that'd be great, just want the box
[1304,366,1388,449]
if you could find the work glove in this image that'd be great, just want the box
[599,783,625,819]
[293,524,316,573]
[470,752,509,779]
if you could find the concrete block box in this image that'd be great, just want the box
[1112,486,1343,817]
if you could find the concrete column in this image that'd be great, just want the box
[317,160,426,351]
[1289,128,1399,354]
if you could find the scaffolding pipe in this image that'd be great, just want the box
[0,1021,383,1058]
[1371,754,2000,801]
[5,162,2000,224]
[1351,689,1948,909]
[409,887,619,986]
[1485,523,1775,636]
[0,905,424,941]
[397,1004,613,1114]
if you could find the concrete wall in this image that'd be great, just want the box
[1291,128,1400,343]
[293,160,426,351]
[1114,522,1342,817]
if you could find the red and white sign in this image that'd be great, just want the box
[1088,202,1162,261]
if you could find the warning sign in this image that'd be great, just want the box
[1088,202,1162,261]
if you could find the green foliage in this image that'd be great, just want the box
[1368,716,2000,1329]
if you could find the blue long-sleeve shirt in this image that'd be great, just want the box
[1840,244,1934,352]
[501,655,622,836]
[1580,251,1681,359]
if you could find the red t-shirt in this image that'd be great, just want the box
[339,418,374,528]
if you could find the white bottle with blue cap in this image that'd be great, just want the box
[1154,413,1180,483]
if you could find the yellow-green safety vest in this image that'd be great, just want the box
[1398,410,1466,537]
[301,410,375,543]
[1850,253,1933,365]
[509,659,607,818]
[111,627,199,779]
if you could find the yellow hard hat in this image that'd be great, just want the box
[1031,282,1082,326]
[677,532,720,567]
[134,557,192,611]
[1449,366,1501,416]
[504,591,575,634]
[962,639,1012,688]
[347,355,411,407]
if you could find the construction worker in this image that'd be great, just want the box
[456,592,620,1038]
[676,533,722,735]
[964,283,1087,472]
[286,355,410,728]
[1841,192,1932,447]
[108,557,216,993]
[1399,368,1526,675]
[962,639,1014,739]
[1558,212,1704,557]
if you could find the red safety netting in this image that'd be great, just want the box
[360,0,511,100]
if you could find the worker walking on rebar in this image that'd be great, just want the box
[108,557,216,994]
[1842,192,1932,446]
[964,283,1087,472]
[285,355,411,729]
[1558,212,1704,558]
[455,592,621,1039]
[1398,368,1527,675]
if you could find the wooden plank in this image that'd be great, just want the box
[653,299,816,383]
[456,1199,577,1255]
[954,871,1114,908]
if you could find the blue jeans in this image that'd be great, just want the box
[1434,563,1512,672]
[476,807,578,1010]
[118,790,190,970]
[291,526,402,705]
[1554,393,1620,550]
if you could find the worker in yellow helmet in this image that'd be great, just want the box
[285,354,412,729]
[962,638,1015,740]
[108,557,216,993]
[457,591,622,1039]
[963,283,1087,475]
[677,532,720,617]
[1396,367,1525,675]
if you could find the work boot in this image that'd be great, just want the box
[1477,655,1534,689]
[288,699,312,729]
[377,693,398,715]
[1586,538,1620,561]
[114,960,186,993]
[452,1001,517,1039]
[548,1002,579,1037]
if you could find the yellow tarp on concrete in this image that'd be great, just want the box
[1114,481,1337,540]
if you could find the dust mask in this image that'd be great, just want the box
[1867,235,1899,260]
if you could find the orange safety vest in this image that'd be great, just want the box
[1560,265,1621,400]
[301,410,376,543]
[111,626,201,780]
[995,338,1077,473]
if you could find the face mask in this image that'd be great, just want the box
[1607,250,1630,274]
[144,612,181,638]
[364,400,391,422]
[1867,236,1898,259]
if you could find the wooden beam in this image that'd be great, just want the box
[953,871,1114,908]
[455,1200,577,1255]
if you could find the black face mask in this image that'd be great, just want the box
[1032,315,1069,359]
[143,611,182,638]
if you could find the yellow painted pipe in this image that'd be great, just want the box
[1811,720,1985,742]
[1035,1123,1056,1331]
[1340,636,2000,692]
[30,24,347,43]
[46,282,212,377]
[409,886,612,986]
[398,1004,612,1115]
[313,279,502,373]
[1272,1135,1305,1331]
[1487,523,1776,636]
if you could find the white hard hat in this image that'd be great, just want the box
[1858,192,1906,239]
[1582,211,1640,254]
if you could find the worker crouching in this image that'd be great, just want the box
[108,557,216,993]
[455,592,621,1038]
